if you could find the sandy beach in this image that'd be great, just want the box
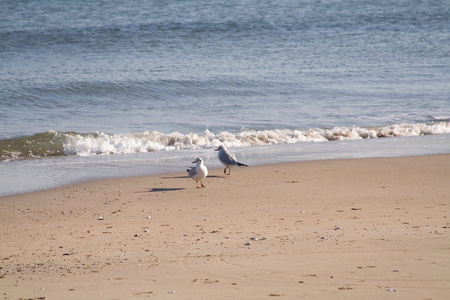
[1,154,449,300]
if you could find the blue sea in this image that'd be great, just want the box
[1,0,449,196]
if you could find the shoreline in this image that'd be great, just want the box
[2,133,450,197]
[1,154,449,299]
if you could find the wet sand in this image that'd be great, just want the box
[1,154,449,299]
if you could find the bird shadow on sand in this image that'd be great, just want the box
[148,187,185,192]
[143,175,224,193]
[162,175,223,179]
[134,187,185,193]
[162,175,189,179]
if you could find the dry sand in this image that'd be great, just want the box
[1,154,449,299]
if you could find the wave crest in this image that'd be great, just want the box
[1,122,449,161]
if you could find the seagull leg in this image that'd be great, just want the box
[201,181,206,188]
[223,167,227,174]
[227,168,231,175]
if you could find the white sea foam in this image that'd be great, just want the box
[61,122,450,157]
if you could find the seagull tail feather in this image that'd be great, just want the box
[237,162,249,167]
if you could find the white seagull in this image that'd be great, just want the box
[187,157,208,188]
[215,145,248,175]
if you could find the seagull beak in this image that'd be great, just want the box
[192,160,196,163]
[214,148,219,151]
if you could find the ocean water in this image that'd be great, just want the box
[1,0,449,195]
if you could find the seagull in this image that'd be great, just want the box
[187,157,208,188]
[215,145,248,175]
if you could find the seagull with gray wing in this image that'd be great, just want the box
[215,145,248,175]
[187,157,208,188]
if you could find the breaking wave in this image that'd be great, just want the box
[1,121,449,162]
